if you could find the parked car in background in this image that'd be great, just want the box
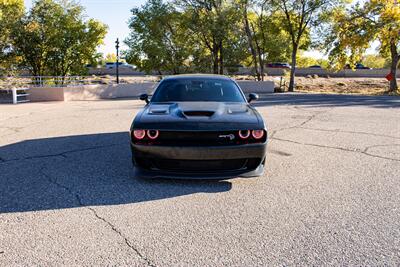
[345,63,372,70]
[105,62,135,69]
[267,62,291,69]
[308,65,322,69]
[355,63,371,70]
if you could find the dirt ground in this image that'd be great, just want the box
[231,75,396,95]
[292,77,395,95]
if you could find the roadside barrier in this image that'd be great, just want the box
[12,88,30,104]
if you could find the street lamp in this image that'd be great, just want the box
[115,38,120,84]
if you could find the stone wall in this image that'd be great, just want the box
[63,83,156,101]
[27,87,64,102]
[27,81,275,102]
[237,81,275,93]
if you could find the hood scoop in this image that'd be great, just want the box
[149,109,168,114]
[148,105,170,115]
[228,108,249,114]
[183,110,215,117]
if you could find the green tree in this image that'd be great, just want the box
[241,0,292,80]
[269,0,345,91]
[126,0,299,76]
[0,0,24,74]
[325,0,399,92]
[242,0,261,79]
[125,0,192,74]
[13,0,107,78]
[105,53,117,63]
[363,54,388,69]
[296,53,318,68]
[178,0,243,74]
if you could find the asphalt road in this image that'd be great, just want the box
[0,93,399,266]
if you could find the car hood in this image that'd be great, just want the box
[132,102,265,131]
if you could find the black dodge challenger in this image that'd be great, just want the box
[130,74,267,179]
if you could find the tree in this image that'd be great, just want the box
[363,54,388,69]
[242,0,261,79]
[13,0,107,77]
[241,0,293,80]
[366,0,400,92]
[296,53,318,67]
[269,0,343,91]
[325,0,400,92]
[125,0,192,74]
[178,0,243,74]
[105,53,117,63]
[0,0,24,74]
[126,0,247,75]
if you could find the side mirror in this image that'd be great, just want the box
[139,93,149,104]
[248,93,259,103]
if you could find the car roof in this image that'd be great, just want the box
[162,74,233,81]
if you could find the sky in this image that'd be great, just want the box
[24,0,146,55]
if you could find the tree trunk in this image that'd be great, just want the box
[219,41,224,75]
[289,43,298,92]
[254,33,264,81]
[243,6,260,81]
[389,40,399,92]
[213,44,219,74]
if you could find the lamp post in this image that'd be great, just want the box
[115,38,120,84]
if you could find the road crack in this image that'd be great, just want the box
[270,106,333,138]
[363,144,400,152]
[87,207,156,267]
[298,127,400,140]
[271,137,400,162]
[270,106,400,162]
[39,167,156,267]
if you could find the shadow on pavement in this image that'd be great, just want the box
[253,93,400,108]
[0,132,232,214]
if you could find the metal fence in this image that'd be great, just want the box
[0,75,165,90]
[0,76,112,89]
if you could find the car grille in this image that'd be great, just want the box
[156,131,238,146]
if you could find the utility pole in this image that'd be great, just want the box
[115,38,120,84]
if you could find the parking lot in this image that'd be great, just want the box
[0,93,399,266]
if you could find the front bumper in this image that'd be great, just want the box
[131,142,267,179]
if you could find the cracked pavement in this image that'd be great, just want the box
[0,93,399,266]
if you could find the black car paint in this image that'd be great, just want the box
[130,75,267,179]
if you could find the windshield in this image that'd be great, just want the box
[151,78,246,103]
